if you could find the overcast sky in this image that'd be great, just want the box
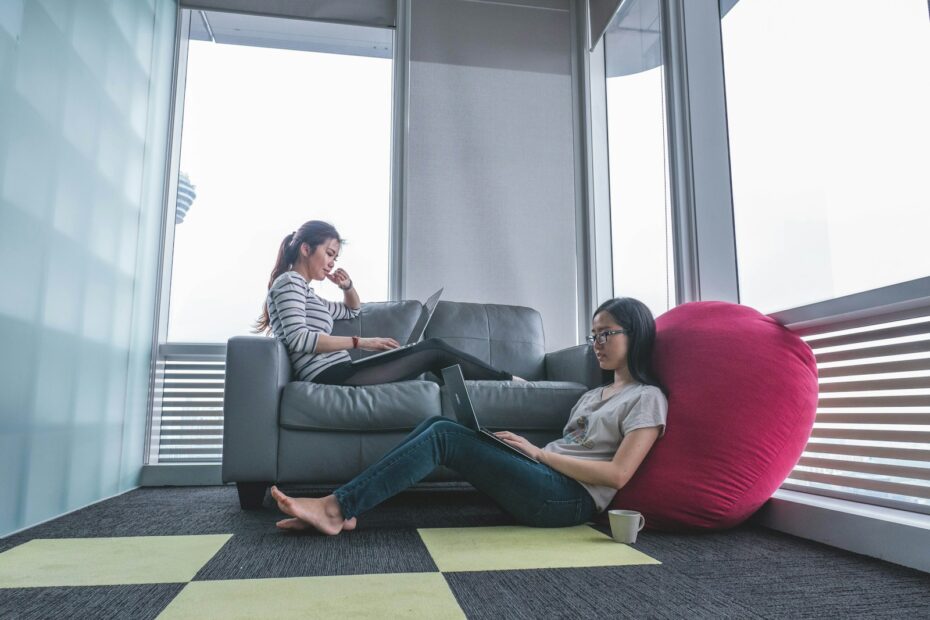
[168,40,392,342]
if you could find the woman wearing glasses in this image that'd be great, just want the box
[270,297,669,535]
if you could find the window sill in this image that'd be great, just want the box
[755,489,930,573]
[140,464,223,486]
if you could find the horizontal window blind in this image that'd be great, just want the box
[150,343,226,464]
[781,305,930,515]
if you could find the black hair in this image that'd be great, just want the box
[594,297,666,393]
[254,220,344,333]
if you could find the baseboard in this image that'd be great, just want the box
[755,489,930,573]
[140,464,224,486]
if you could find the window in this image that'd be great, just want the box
[721,0,930,314]
[723,0,930,516]
[603,0,676,318]
[148,10,394,464]
[167,11,394,343]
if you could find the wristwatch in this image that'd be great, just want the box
[352,336,360,349]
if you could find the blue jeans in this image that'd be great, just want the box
[333,416,597,527]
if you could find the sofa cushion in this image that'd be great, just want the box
[332,300,424,361]
[280,381,441,431]
[440,381,589,431]
[425,302,547,380]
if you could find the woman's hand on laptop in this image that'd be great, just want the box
[360,337,401,351]
[494,431,543,460]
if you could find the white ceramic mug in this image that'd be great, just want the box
[608,509,646,544]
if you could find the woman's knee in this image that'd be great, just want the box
[422,337,452,352]
[418,419,471,447]
[417,415,446,429]
[422,417,460,434]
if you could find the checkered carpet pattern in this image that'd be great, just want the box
[1,487,928,619]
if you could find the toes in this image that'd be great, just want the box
[270,487,296,517]
[276,518,308,531]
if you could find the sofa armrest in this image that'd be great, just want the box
[222,336,290,483]
[544,344,606,389]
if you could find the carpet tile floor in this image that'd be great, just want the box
[1,486,928,619]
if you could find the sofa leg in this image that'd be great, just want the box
[236,482,269,510]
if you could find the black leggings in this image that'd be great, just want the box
[313,338,513,386]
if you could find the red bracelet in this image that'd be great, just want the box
[352,336,360,349]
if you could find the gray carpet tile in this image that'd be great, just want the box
[193,528,438,580]
[590,523,930,619]
[0,487,265,552]
[444,566,762,620]
[0,584,184,620]
[0,486,516,553]
[680,556,930,619]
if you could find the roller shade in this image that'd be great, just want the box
[150,344,226,463]
[780,303,930,515]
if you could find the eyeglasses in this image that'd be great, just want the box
[586,329,626,345]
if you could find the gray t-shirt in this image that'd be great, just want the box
[543,382,668,512]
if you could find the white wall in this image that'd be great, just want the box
[404,0,580,351]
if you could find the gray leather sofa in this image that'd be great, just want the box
[222,300,605,509]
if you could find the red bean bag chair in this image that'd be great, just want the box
[607,301,818,530]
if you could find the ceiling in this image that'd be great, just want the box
[188,10,393,59]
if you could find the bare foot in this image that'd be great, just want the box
[270,486,346,536]
[276,516,357,532]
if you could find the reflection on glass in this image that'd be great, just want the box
[167,14,393,342]
[604,0,675,318]
[722,0,930,313]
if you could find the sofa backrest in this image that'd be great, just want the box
[332,300,423,360]
[424,301,546,380]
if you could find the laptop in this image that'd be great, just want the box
[441,365,540,463]
[350,288,444,366]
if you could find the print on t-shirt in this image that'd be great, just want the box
[561,415,594,448]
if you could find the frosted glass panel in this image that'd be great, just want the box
[0,0,176,538]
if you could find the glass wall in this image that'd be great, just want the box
[603,0,676,318]
[722,0,930,314]
[0,0,176,537]
[166,11,394,343]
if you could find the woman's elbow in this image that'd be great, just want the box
[609,469,633,490]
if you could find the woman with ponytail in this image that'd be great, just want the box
[257,220,517,386]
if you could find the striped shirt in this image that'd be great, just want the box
[267,271,360,381]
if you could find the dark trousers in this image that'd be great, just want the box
[314,338,513,386]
